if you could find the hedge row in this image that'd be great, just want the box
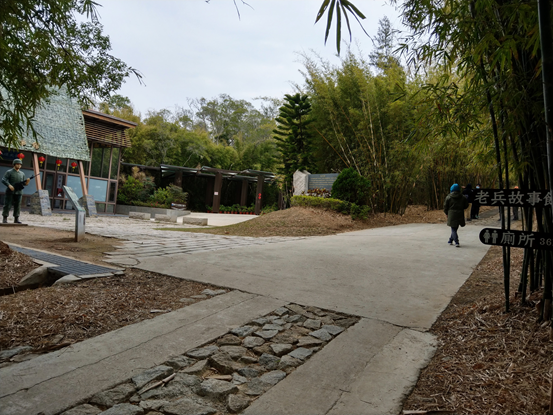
[290,195,370,220]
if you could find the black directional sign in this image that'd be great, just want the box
[474,189,552,207]
[479,228,553,250]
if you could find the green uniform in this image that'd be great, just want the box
[2,168,26,219]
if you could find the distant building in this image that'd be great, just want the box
[0,90,136,214]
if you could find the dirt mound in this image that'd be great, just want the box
[183,205,447,238]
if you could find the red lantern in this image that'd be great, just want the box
[38,156,45,167]
[70,161,77,172]
[17,153,24,160]
[55,159,62,170]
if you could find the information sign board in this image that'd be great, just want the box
[474,189,552,208]
[479,228,553,250]
[308,173,339,191]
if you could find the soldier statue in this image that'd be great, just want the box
[2,159,30,224]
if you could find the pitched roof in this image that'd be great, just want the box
[0,88,90,161]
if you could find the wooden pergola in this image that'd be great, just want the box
[160,165,276,215]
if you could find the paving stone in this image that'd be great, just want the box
[272,318,287,325]
[278,355,301,372]
[201,289,226,296]
[284,315,303,324]
[270,343,294,356]
[139,400,170,411]
[244,378,272,396]
[285,304,306,315]
[309,329,332,342]
[320,315,335,325]
[252,344,273,356]
[140,374,200,400]
[232,373,248,385]
[333,317,358,328]
[230,325,257,337]
[250,318,269,326]
[254,329,279,339]
[237,367,262,378]
[161,398,217,415]
[290,325,312,336]
[186,345,219,359]
[271,331,298,344]
[259,353,280,370]
[209,352,242,374]
[60,404,102,415]
[242,336,265,348]
[262,324,284,332]
[227,394,251,413]
[198,379,238,399]
[165,355,196,370]
[287,347,313,361]
[302,311,319,319]
[305,306,326,316]
[132,365,173,389]
[239,355,258,364]
[217,334,242,346]
[90,383,136,407]
[0,345,33,360]
[259,370,287,385]
[321,324,345,336]
[181,359,209,375]
[296,336,324,347]
[219,345,248,359]
[273,307,289,316]
[302,319,322,330]
[98,404,144,415]
[190,295,208,299]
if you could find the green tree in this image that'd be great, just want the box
[0,0,141,148]
[273,93,316,189]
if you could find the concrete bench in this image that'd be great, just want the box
[129,212,151,220]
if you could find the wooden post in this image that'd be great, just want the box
[240,179,248,207]
[78,161,88,195]
[254,175,263,215]
[32,154,42,191]
[212,172,223,213]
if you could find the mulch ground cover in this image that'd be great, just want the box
[403,246,552,414]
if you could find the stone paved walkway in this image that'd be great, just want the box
[16,211,304,267]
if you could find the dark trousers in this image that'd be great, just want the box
[2,192,22,218]
[449,226,459,244]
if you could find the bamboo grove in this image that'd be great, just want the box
[392,0,553,314]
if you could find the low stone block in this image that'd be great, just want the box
[129,212,151,220]
[155,214,176,222]
[177,216,208,226]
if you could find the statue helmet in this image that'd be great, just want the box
[12,159,22,166]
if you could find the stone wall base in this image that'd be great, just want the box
[30,190,52,216]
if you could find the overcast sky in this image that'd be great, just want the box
[96,0,400,116]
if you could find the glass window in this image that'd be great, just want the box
[44,173,54,197]
[108,181,117,202]
[54,174,66,197]
[101,148,111,179]
[106,204,114,213]
[66,175,84,198]
[89,178,107,202]
[19,152,32,168]
[91,147,103,177]
[95,203,106,213]
[110,148,120,180]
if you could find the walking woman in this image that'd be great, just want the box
[444,183,469,247]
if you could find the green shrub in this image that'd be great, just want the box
[290,195,370,220]
[331,167,371,206]
[166,184,188,205]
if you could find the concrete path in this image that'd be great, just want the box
[0,291,285,415]
[2,212,495,415]
[134,222,491,414]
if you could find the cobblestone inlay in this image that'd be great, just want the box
[10,246,120,277]
[59,304,360,415]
